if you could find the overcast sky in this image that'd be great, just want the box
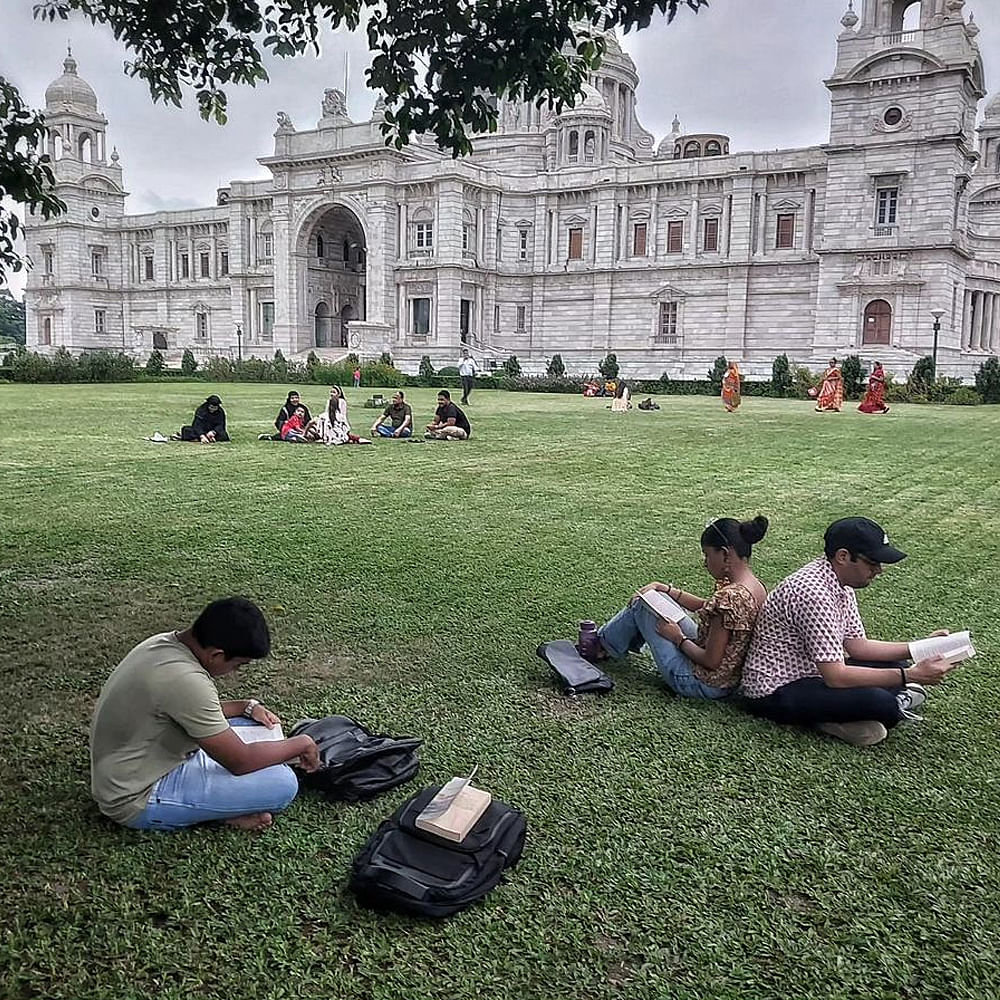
[4,0,1000,299]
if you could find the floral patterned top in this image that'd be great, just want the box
[693,580,763,690]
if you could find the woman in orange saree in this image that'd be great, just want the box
[721,361,742,412]
[814,358,843,412]
[858,362,890,414]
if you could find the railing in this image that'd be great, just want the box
[873,225,897,238]
[884,30,921,46]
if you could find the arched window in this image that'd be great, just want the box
[41,318,52,345]
[79,133,93,163]
[314,301,332,348]
[673,144,682,160]
[705,140,722,156]
[584,130,596,162]
[152,331,168,351]
[683,141,701,159]
[863,299,892,346]
[568,131,579,159]
[317,233,324,258]
[892,1,921,32]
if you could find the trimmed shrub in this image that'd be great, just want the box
[437,366,460,377]
[272,349,288,381]
[50,346,78,383]
[841,354,864,400]
[944,386,982,405]
[598,352,619,378]
[77,351,136,382]
[418,355,435,384]
[202,356,237,381]
[547,353,566,377]
[975,356,1000,403]
[708,356,727,391]
[908,355,936,392]
[180,349,198,376]
[379,351,393,367]
[792,367,816,400]
[361,361,407,388]
[346,352,360,366]
[306,351,320,374]
[503,354,522,377]
[770,354,792,398]
[145,350,165,377]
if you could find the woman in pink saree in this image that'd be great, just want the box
[814,358,843,412]
[858,362,890,414]
[721,361,742,412]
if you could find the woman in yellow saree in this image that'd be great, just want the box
[814,358,843,412]
[721,360,742,412]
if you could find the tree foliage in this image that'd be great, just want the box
[180,348,198,375]
[598,352,619,378]
[707,355,727,390]
[145,348,164,376]
[975,356,1000,404]
[909,355,936,391]
[546,353,566,377]
[0,289,26,344]
[503,354,522,377]
[841,354,863,400]
[4,1,707,275]
[770,353,791,398]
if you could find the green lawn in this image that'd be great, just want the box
[1,383,998,1000]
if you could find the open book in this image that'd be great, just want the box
[234,722,285,744]
[908,630,975,665]
[415,772,492,843]
[639,589,687,623]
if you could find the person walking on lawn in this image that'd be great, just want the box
[458,349,479,405]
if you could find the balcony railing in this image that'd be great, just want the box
[883,30,921,46]
[873,225,897,238]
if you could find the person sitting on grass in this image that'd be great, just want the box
[740,517,958,747]
[592,516,770,699]
[425,390,471,440]
[371,390,413,438]
[306,386,372,445]
[263,390,311,440]
[174,394,229,443]
[90,597,321,833]
[279,404,309,442]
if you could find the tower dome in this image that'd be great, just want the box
[985,91,1000,120]
[558,82,611,119]
[45,50,98,112]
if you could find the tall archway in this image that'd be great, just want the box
[340,303,355,348]
[863,299,892,345]
[297,203,368,352]
[315,302,332,347]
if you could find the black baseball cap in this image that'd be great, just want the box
[824,517,906,564]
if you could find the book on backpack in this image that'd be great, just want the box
[413,772,492,843]
[349,784,527,918]
[289,716,422,801]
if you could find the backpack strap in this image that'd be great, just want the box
[376,869,429,900]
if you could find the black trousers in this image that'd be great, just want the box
[460,375,474,402]
[180,426,230,442]
[745,660,908,729]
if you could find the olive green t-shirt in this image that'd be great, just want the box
[90,632,230,823]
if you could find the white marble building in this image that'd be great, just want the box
[22,0,1000,378]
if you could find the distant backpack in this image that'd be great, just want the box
[638,397,660,411]
[349,785,527,918]
[289,716,422,802]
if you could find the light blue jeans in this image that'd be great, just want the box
[598,601,731,700]
[124,718,300,832]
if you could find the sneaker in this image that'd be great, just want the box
[896,683,926,721]
[817,721,888,747]
[257,433,271,441]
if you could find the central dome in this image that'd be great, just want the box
[45,53,98,113]
[559,82,610,119]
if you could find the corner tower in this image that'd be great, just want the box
[25,49,127,353]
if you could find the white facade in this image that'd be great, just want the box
[22,0,1000,378]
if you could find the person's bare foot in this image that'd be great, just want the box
[224,812,273,832]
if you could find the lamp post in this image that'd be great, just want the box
[235,322,243,363]
[930,307,945,383]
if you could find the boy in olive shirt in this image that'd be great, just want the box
[90,597,320,832]
[370,390,413,438]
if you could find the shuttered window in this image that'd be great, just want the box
[776,214,795,249]
[568,227,583,260]
[667,220,683,254]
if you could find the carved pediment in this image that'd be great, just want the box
[700,203,723,216]
[650,284,687,300]
[661,205,689,219]
[562,213,589,226]
[772,198,803,211]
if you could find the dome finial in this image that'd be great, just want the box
[841,1,859,30]
[64,42,78,75]
[671,115,682,136]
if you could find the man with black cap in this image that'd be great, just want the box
[741,517,958,746]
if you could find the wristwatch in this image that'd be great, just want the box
[243,698,260,720]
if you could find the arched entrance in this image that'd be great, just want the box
[298,203,367,350]
[863,300,892,345]
[152,330,168,351]
[315,302,332,347]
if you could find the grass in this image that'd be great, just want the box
[1,383,998,1000]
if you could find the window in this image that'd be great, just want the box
[412,297,431,336]
[415,222,433,250]
[43,249,53,275]
[883,106,904,127]
[683,141,701,158]
[180,253,190,279]
[776,214,795,250]
[876,187,899,227]
[199,252,210,278]
[632,223,648,257]
[667,220,683,254]
[196,312,208,340]
[656,302,679,344]
[568,132,579,159]
[516,305,526,331]
[260,302,275,341]
[568,227,583,260]
[705,140,722,156]
[258,233,273,261]
[41,317,52,345]
[317,234,325,258]
[220,251,229,277]
[143,255,154,281]
[91,251,103,277]
[703,217,720,252]
[462,224,471,253]
[94,309,106,334]
[494,304,500,331]
[518,229,529,261]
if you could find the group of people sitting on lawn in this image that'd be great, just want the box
[174,388,471,445]
[589,514,959,747]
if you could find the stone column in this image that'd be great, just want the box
[975,291,987,350]
[650,186,660,260]
[690,183,700,260]
[962,290,973,349]
[992,294,1000,352]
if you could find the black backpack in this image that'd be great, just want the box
[289,716,422,802]
[348,785,527,918]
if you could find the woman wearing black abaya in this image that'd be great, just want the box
[174,394,230,443]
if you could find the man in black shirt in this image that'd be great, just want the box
[370,390,413,438]
[425,390,471,440]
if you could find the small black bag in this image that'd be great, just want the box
[348,785,527,918]
[537,640,615,696]
[289,716,423,802]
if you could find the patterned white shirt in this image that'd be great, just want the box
[741,557,867,699]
